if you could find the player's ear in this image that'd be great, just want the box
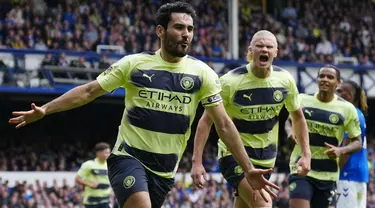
[156,25,165,38]
[274,49,278,58]
[246,46,253,62]
[247,45,252,53]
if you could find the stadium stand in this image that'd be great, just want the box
[1,0,375,207]
[0,0,374,63]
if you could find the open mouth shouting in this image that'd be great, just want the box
[259,54,269,66]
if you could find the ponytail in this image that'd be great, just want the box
[344,80,368,115]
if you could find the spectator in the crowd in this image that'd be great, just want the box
[34,39,48,50]
[41,53,56,67]
[315,35,333,55]
[98,55,111,70]
[57,53,68,68]
[69,56,86,68]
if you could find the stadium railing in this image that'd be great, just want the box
[1,49,375,98]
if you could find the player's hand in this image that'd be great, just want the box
[8,103,46,128]
[324,142,343,159]
[190,163,207,188]
[296,154,311,176]
[244,168,280,202]
[87,182,99,189]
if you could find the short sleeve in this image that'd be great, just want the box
[345,104,362,139]
[284,74,300,112]
[77,161,90,178]
[96,55,135,92]
[200,66,223,107]
[219,74,231,107]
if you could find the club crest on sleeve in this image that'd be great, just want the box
[123,176,135,189]
[234,165,243,175]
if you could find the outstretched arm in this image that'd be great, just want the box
[9,81,107,128]
[43,81,106,115]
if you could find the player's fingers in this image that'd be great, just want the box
[297,168,308,176]
[9,116,23,124]
[324,142,335,148]
[298,161,309,170]
[324,149,333,154]
[259,168,273,174]
[264,186,277,199]
[203,172,208,181]
[259,189,269,203]
[194,173,205,188]
[191,174,199,185]
[16,121,26,129]
[265,180,280,190]
[328,154,337,159]
[12,111,27,116]
[195,176,202,186]
[326,151,335,157]
[31,103,36,109]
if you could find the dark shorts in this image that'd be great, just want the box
[289,174,337,208]
[84,203,110,208]
[218,155,271,194]
[107,154,174,208]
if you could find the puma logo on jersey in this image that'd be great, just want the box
[243,93,252,101]
[143,73,155,82]
[305,109,313,117]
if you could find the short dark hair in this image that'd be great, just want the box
[155,1,196,30]
[319,64,341,81]
[94,142,110,152]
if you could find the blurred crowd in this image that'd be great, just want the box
[1,136,375,207]
[0,0,229,58]
[0,142,91,172]
[0,177,119,208]
[0,173,290,208]
[0,0,374,64]
[0,141,220,173]
[241,0,375,64]
[1,163,375,207]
